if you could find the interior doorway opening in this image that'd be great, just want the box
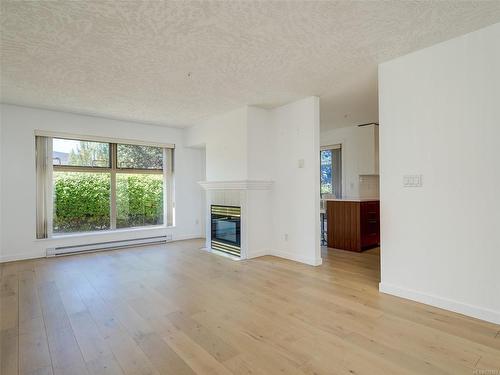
[319,126,380,290]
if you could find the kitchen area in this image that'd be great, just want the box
[320,123,380,252]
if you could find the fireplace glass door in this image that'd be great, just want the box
[211,205,241,257]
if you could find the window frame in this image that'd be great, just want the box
[50,137,173,235]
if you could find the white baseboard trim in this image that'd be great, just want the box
[269,249,322,266]
[379,282,500,325]
[173,234,205,241]
[246,250,269,259]
[0,251,45,263]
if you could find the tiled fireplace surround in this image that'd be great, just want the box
[199,180,274,260]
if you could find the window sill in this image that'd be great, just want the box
[36,225,175,241]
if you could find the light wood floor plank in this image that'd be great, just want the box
[159,320,232,375]
[46,326,87,373]
[135,332,196,375]
[0,330,19,375]
[104,332,160,375]
[19,330,52,375]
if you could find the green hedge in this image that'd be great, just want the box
[116,174,163,228]
[53,172,163,233]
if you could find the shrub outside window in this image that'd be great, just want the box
[53,171,111,232]
[116,173,164,229]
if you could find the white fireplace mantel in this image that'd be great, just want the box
[198,180,274,191]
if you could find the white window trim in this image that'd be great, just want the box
[320,143,341,151]
[34,130,175,149]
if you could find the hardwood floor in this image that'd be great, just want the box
[1,239,499,375]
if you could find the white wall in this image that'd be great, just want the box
[379,23,500,324]
[321,124,379,198]
[199,150,207,236]
[271,97,321,265]
[246,106,274,181]
[187,107,248,181]
[0,104,205,262]
[186,106,276,182]
[0,117,3,257]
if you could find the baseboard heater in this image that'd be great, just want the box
[46,234,172,257]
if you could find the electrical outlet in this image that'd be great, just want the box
[298,159,305,168]
[284,233,289,241]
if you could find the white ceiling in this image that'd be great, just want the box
[1,1,500,129]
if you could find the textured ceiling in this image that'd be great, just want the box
[1,1,500,129]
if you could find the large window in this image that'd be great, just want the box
[36,136,173,237]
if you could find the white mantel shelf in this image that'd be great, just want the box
[198,180,274,190]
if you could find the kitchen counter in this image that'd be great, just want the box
[326,199,380,252]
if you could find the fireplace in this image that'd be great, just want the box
[211,205,241,257]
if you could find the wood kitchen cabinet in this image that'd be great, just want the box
[326,200,380,252]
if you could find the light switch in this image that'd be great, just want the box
[403,174,423,187]
[298,159,305,168]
